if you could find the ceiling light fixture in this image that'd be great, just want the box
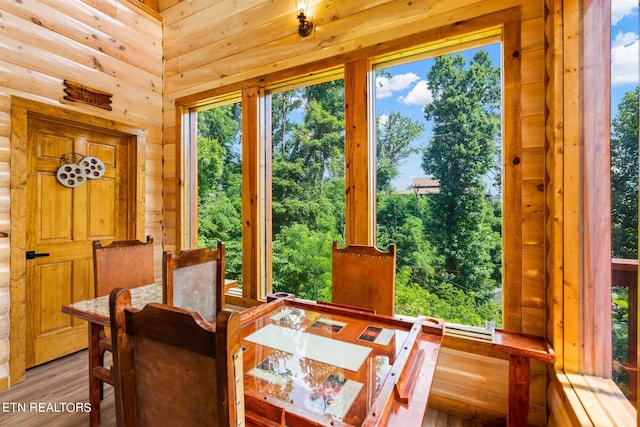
[297,0,313,37]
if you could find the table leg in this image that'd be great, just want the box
[508,354,530,427]
[89,322,101,427]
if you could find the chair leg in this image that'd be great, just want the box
[89,323,102,427]
[98,350,105,401]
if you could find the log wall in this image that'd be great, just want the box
[0,0,162,388]
[161,0,547,423]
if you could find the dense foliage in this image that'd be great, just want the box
[610,87,639,397]
[196,51,504,327]
[422,51,502,303]
[611,87,639,260]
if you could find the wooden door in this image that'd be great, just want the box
[25,117,132,367]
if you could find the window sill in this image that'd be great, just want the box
[554,370,636,426]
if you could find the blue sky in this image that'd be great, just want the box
[376,1,640,190]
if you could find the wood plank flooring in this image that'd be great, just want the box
[0,351,115,427]
[0,350,482,426]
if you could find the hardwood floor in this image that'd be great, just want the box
[0,350,482,426]
[0,351,115,427]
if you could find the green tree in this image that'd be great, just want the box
[270,81,346,294]
[196,103,243,281]
[270,81,345,237]
[611,87,639,259]
[271,224,336,301]
[421,50,501,299]
[377,192,441,278]
[376,112,425,191]
[198,104,241,164]
[610,86,639,399]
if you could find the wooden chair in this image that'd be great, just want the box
[91,236,155,401]
[331,241,397,316]
[109,287,245,427]
[162,242,225,323]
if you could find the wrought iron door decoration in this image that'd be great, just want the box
[56,153,105,188]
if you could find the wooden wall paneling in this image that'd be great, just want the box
[428,344,511,423]
[0,60,160,129]
[523,306,546,337]
[580,0,612,378]
[0,10,159,95]
[62,0,162,48]
[163,2,296,71]
[160,0,221,22]
[522,148,545,180]
[163,0,391,62]
[1,62,68,102]
[548,375,591,426]
[162,0,393,78]
[523,179,546,213]
[158,0,181,12]
[522,115,545,150]
[521,82,546,117]
[544,0,565,371]
[241,87,265,301]
[502,15,524,332]
[523,273,546,311]
[561,0,581,374]
[171,8,519,106]
[163,105,178,251]
[124,0,160,15]
[164,0,526,100]
[522,18,545,52]
[520,9,547,340]
[4,0,160,76]
[521,50,544,84]
[528,371,549,426]
[0,92,12,383]
[81,0,161,22]
[64,0,163,51]
[344,60,373,245]
[435,348,509,392]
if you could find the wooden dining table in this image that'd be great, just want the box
[62,282,163,426]
[62,287,444,426]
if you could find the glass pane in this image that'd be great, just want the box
[610,0,639,404]
[196,101,243,285]
[269,79,346,301]
[374,44,503,327]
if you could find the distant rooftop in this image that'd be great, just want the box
[396,177,440,195]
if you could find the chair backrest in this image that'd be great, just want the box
[93,236,155,297]
[162,242,225,323]
[109,287,244,427]
[331,241,397,316]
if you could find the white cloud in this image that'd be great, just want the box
[376,73,420,98]
[612,0,638,25]
[611,31,639,85]
[398,80,433,106]
[378,113,389,127]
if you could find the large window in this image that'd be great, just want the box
[194,99,243,284]
[373,44,503,326]
[268,79,346,300]
[182,23,520,332]
[609,0,639,404]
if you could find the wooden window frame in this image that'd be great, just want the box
[549,0,636,422]
[176,9,524,327]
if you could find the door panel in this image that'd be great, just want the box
[26,117,132,367]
